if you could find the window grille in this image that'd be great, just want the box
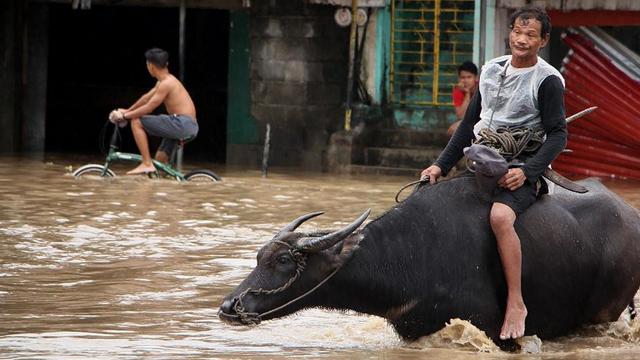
[390,0,475,106]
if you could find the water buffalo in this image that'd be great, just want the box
[219,175,640,344]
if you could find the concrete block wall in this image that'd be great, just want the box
[249,1,349,170]
[0,1,48,154]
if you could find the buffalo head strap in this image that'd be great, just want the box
[232,240,306,324]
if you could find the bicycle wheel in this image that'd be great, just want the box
[73,164,116,178]
[184,169,221,182]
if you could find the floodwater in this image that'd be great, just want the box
[2,154,640,359]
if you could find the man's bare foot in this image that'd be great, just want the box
[500,301,528,340]
[126,163,156,175]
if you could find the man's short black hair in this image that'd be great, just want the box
[458,61,478,76]
[145,48,169,68]
[509,5,551,37]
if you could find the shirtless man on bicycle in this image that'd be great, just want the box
[109,48,198,175]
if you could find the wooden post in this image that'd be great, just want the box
[262,124,271,178]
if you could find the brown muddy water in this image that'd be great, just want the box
[2,154,640,359]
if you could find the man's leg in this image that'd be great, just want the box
[154,138,177,164]
[127,117,156,174]
[155,150,169,164]
[490,202,527,340]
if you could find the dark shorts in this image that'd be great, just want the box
[492,179,538,215]
[140,114,199,155]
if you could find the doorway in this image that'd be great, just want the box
[46,4,229,162]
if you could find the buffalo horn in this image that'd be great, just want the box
[275,211,324,238]
[295,209,371,252]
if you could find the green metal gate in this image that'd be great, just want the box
[390,0,475,106]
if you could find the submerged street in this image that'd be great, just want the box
[1,155,640,358]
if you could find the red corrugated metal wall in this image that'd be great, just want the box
[553,32,640,180]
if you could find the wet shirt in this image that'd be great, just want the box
[473,55,565,136]
[435,56,567,183]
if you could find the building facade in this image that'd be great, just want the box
[1,0,639,172]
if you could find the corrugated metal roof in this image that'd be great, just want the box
[498,0,640,11]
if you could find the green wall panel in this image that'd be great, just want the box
[227,11,257,144]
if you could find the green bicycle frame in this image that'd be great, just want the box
[102,126,188,181]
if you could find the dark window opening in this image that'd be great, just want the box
[46,4,229,163]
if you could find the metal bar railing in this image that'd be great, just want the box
[390,0,474,107]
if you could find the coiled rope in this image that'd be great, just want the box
[475,126,545,161]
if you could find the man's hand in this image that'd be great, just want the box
[108,109,127,127]
[456,81,468,93]
[498,168,526,191]
[456,80,469,93]
[420,165,442,185]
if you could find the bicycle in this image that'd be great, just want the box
[73,121,221,182]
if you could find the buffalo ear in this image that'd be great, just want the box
[335,232,364,266]
[314,233,362,274]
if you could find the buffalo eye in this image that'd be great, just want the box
[276,255,291,265]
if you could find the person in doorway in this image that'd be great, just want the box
[420,6,567,340]
[109,48,198,175]
[447,61,479,137]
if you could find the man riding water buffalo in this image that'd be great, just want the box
[218,5,640,347]
[219,178,640,345]
[421,5,565,340]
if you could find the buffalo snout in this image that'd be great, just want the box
[218,297,240,324]
[220,297,236,314]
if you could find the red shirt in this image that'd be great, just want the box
[452,87,465,106]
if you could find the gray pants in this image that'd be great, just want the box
[140,114,198,155]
